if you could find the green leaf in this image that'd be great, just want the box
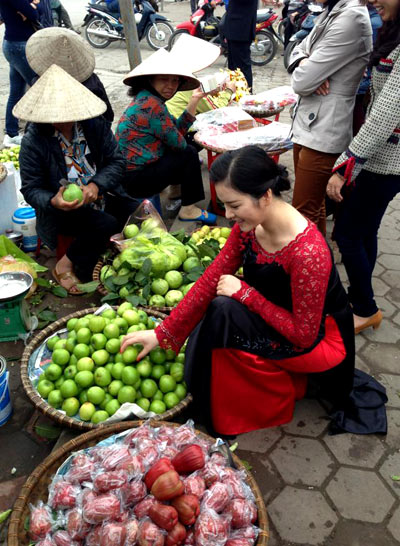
[140,258,152,276]
[104,276,116,292]
[24,515,30,532]
[142,283,151,299]
[240,459,253,471]
[187,269,204,282]
[0,509,11,524]
[76,281,99,293]
[126,295,141,307]
[171,228,186,242]
[391,475,400,481]
[197,243,218,260]
[51,285,68,298]
[135,271,146,284]
[101,292,120,302]
[38,309,57,322]
[34,424,61,439]
[113,275,130,286]
[35,277,52,288]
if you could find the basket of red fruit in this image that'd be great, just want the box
[8,420,269,546]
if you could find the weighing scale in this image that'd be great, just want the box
[0,272,34,341]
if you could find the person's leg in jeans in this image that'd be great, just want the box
[2,40,37,138]
[227,40,253,90]
[55,207,120,283]
[334,170,400,319]
[292,144,339,236]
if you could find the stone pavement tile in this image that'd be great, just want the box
[266,525,282,546]
[326,519,397,546]
[378,255,400,271]
[355,354,371,375]
[326,468,395,523]
[372,277,390,297]
[379,451,400,497]
[259,458,285,504]
[362,320,400,344]
[323,433,385,468]
[388,506,400,543]
[387,287,400,305]
[268,486,338,545]
[238,427,283,453]
[378,374,400,408]
[383,409,400,449]
[381,269,400,289]
[270,437,334,487]
[394,312,400,326]
[375,295,398,318]
[373,262,385,276]
[281,400,329,437]
[354,335,367,352]
[0,475,27,512]
[379,238,400,255]
[360,343,400,374]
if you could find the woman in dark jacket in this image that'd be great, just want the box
[16,64,136,293]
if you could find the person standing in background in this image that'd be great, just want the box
[0,0,39,147]
[223,0,258,89]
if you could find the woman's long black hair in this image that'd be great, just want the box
[210,146,290,199]
[370,3,400,66]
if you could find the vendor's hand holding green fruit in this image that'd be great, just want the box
[51,186,83,211]
[121,330,158,361]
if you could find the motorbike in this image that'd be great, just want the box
[82,0,173,49]
[283,3,323,68]
[168,0,279,66]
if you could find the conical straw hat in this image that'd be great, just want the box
[26,27,95,82]
[169,34,220,74]
[13,64,107,123]
[123,48,200,91]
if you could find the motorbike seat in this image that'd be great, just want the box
[256,10,274,23]
[91,3,113,14]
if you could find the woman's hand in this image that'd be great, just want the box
[120,330,158,360]
[186,87,207,116]
[50,187,83,211]
[327,173,346,203]
[315,79,330,96]
[216,274,242,297]
[81,182,99,205]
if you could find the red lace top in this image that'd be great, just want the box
[155,221,332,354]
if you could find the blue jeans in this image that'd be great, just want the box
[334,169,400,317]
[2,40,37,137]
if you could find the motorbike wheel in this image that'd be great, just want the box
[283,39,299,69]
[146,21,174,50]
[85,17,113,49]
[167,28,190,51]
[250,30,277,66]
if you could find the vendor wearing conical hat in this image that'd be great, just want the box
[15,64,138,294]
[115,47,217,225]
[26,27,114,123]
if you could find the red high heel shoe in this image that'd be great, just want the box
[354,310,383,335]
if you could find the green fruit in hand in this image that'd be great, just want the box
[79,402,96,421]
[122,346,139,364]
[159,374,176,393]
[123,223,140,239]
[136,398,151,412]
[91,410,109,424]
[149,400,166,414]
[140,378,158,398]
[48,389,63,409]
[63,184,83,203]
[75,370,94,388]
[37,379,54,398]
[183,257,201,272]
[164,392,180,409]
[164,270,183,289]
[118,385,136,404]
[94,367,112,387]
[60,379,79,398]
[105,399,121,416]
[47,335,60,351]
[62,397,80,417]
[45,363,63,382]
[52,349,70,366]
[87,386,105,405]
[165,290,184,307]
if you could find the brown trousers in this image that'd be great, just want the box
[292,144,339,236]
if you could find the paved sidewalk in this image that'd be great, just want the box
[1,3,400,544]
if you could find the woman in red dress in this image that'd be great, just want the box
[121,146,387,437]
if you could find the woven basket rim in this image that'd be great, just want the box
[8,420,269,546]
[20,306,191,431]
[193,132,290,155]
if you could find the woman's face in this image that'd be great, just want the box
[216,180,268,231]
[370,0,398,20]
[150,75,180,99]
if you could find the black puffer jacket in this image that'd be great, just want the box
[20,117,129,249]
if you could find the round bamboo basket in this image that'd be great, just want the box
[8,421,269,546]
[20,307,192,430]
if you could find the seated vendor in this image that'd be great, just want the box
[17,64,137,294]
[121,145,387,437]
[115,48,217,225]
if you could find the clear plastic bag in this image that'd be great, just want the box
[192,106,256,135]
[239,85,298,115]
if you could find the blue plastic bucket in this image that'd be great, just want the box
[12,207,38,252]
[0,356,13,426]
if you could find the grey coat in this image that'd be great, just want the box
[288,0,372,154]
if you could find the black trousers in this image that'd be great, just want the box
[123,146,205,207]
[55,205,120,282]
[227,40,253,90]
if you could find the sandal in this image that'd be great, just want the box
[178,210,217,225]
[52,268,84,295]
